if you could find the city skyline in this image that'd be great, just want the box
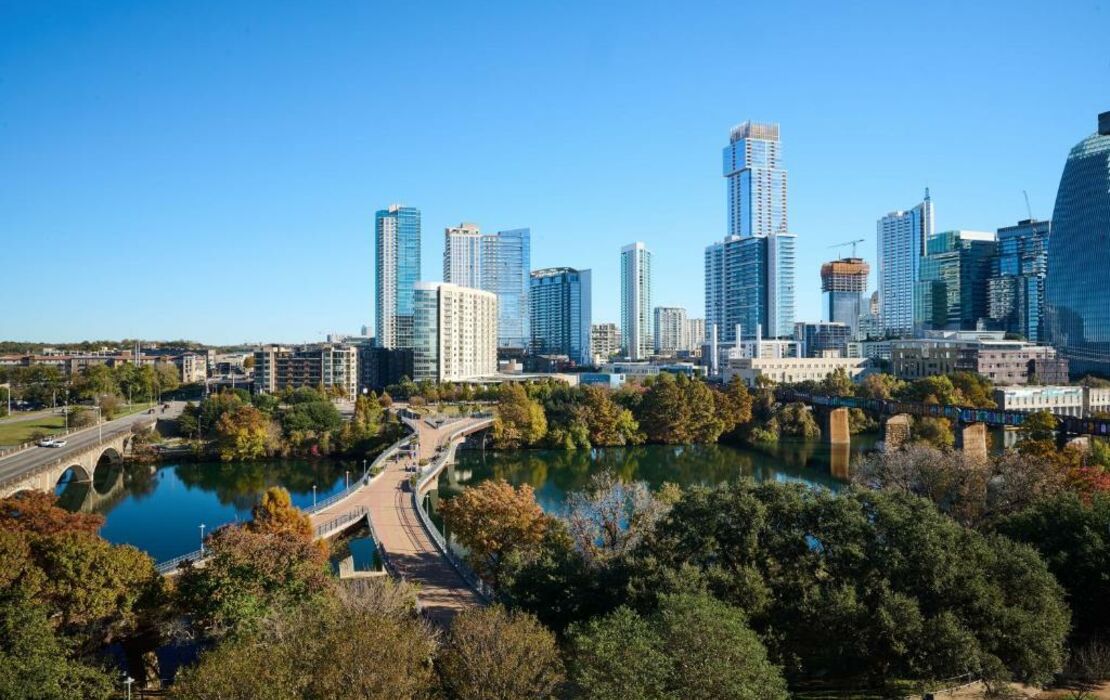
[2,2,1108,344]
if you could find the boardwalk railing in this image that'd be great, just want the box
[155,432,415,576]
[410,417,496,602]
[314,506,368,539]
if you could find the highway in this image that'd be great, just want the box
[0,401,184,487]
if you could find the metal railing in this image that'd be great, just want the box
[314,506,368,538]
[409,417,497,602]
[155,548,205,575]
[305,434,414,517]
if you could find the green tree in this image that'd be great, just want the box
[636,373,691,443]
[569,594,788,700]
[949,372,996,408]
[855,372,905,401]
[247,487,314,541]
[215,405,275,461]
[579,385,642,447]
[493,383,547,449]
[1017,410,1058,445]
[819,367,855,397]
[437,606,565,700]
[911,416,954,449]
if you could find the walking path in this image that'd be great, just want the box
[310,413,491,626]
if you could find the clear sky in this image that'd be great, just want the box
[2,0,1108,345]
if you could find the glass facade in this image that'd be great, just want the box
[794,321,853,358]
[529,268,592,365]
[722,121,787,238]
[481,228,531,350]
[621,243,653,359]
[374,205,421,349]
[877,192,934,337]
[914,230,997,331]
[986,219,1049,342]
[411,283,440,382]
[1046,113,1110,377]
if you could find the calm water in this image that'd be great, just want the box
[57,459,360,562]
[430,435,879,517]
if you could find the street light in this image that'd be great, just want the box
[199,523,206,553]
[345,470,350,489]
[312,484,317,508]
[90,405,103,442]
[123,675,134,700]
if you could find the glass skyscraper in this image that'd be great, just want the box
[987,219,1050,342]
[375,204,421,349]
[706,121,796,342]
[877,191,934,337]
[1046,111,1110,377]
[529,267,592,366]
[481,228,531,350]
[821,258,869,339]
[914,230,997,331]
[621,242,652,360]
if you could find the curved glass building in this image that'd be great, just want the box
[1046,112,1110,377]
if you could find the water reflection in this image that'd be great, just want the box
[439,436,878,516]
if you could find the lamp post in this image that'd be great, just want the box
[90,405,103,442]
[345,470,350,489]
[312,484,317,508]
[199,523,206,554]
[123,675,134,700]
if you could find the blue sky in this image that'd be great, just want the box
[2,0,1107,345]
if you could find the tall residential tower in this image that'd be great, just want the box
[529,267,592,366]
[877,191,934,337]
[706,121,796,341]
[621,242,653,360]
[375,204,421,349]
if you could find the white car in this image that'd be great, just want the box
[37,438,66,448]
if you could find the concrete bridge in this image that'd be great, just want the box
[0,407,170,499]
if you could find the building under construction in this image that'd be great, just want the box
[820,257,870,339]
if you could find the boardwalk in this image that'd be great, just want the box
[310,414,489,626]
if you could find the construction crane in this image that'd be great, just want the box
[1022,190,1036,222]
[829,238,866,258]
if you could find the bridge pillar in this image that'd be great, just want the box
[829,442,851,480]
[824,407,850,445]
[883,414,912,452]
[957,423,988,462]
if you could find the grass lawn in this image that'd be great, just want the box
[0,401,156,447]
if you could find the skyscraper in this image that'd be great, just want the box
[529,267,592,366]
[443,222,482,288]
[653,306,688,355]
[375,204,421,349]
[621,242,653,360]
[821,258,870,339]
[878,191,934,337]
[915,230,997,331]
[706,121,796,341]
[987,219,1050,342]
[1046,111,1110,377]
[481,228,531,350]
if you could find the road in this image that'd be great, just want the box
[0,401,184,487]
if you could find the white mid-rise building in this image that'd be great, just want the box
[443,222,483,288]
[687,318,706,351]
[412,282,498,383]
[591,323,621,364]
[654,306,688,355]
[723,356,868,388]
[994,385,1110,418]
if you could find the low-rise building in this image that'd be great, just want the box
[994,385,1085,417]
[356,345,414,392]
[580,372,626,388]
[891,331,1066,385]
[1087,387,1110,416]
[590,323,621,365]
[254,344,359,400]
[723,356,869,388]
[794,321,853,358]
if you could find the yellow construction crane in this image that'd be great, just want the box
[829,238,866,258]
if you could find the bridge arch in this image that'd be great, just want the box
[57,464,92,485]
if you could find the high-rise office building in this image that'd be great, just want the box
[987,219,1050,342]
[653,306,688,355]
[1046,111,1110,377]
[915,230,997,331]
[375,204,421,349]
[878,191,934,337]
[821,258,870,339]
[529,267,592,366]
[481,228,531,350]
[443,222,482,288]
[412,282,498,383]
[621,242,653,360]
[707,121,796,341]
[591,323,621,364]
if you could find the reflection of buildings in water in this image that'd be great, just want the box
[829,442,851,481]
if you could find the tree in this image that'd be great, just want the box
[1017,410,1058,445]
[949,372,996,408]
[718,377,754,437]
[910,416,954,449]
[154,362,182,394]
[569,594,788,700]
[768,402,820,439]
[280,401,341,437]
[578,385,642,447]
[439,480,551,586]
[819,367,855,397]
[437,606,564,700]
[856,373,905,401]
[215,405,276,461]
[995,493,1110,636]
[637,373,692,443]
[248,487,314,541]
[565,472,675,567]
[630,482,1070,686]
[96,393,122,420]
[175,524,332,638]
[172,580,437,700]
[0,491,103,537]
[493,383,547,449]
